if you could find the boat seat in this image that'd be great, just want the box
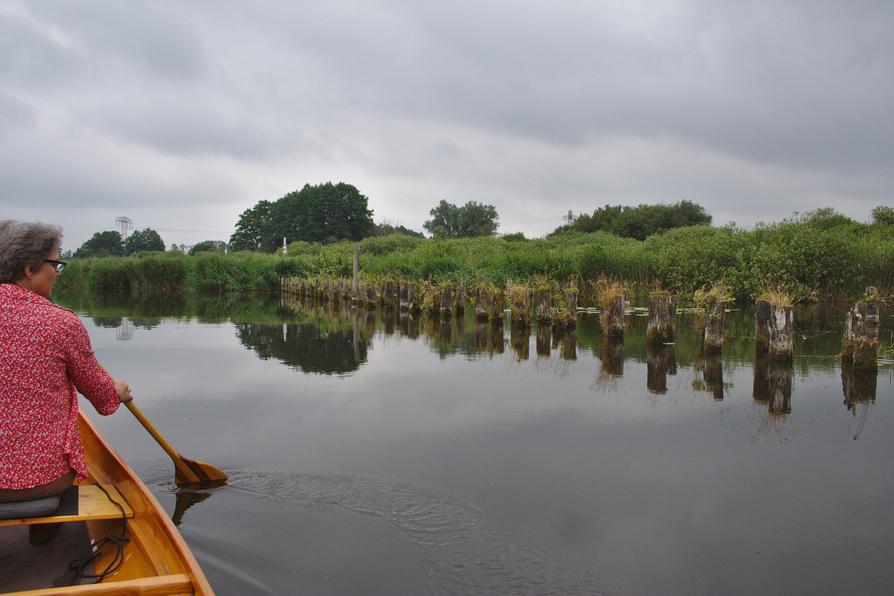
[0,495,62,521]
[0,484,133,527]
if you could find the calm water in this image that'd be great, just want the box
[59,292,893,595]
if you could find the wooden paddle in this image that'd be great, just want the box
[124,400,228,487]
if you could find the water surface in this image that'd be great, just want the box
[60,292,893,594]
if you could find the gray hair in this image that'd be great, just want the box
[0,220,63,283]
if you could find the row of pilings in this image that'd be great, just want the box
[281,276,580,331]
[282,276,885,372]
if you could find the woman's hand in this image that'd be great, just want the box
[114,380,133,403]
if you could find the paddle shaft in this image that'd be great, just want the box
[124,400,201,483]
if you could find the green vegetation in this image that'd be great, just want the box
[74,228,165,258]
[551,200,712,240]
[57,208,894,305]
[229,182,374,251]
[423,200,499,238]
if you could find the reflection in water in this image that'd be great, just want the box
[842,365,878,441]
[768,363,792,415]
[559,328,577,361]
[646,344,677,394]
[236,322,369,375]
[693,352,724,400]
[490,322,505,355]
[399,313,419,339]
[753,353,770,403]
[536,325,551,357]
[510,325,530,361]
[599,339,624,378]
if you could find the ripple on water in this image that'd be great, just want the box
[144,468,604,594]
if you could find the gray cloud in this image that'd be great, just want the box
[1,0,891,248]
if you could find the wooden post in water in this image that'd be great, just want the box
[841,287,880,371]
[703,299,725,354]
[475,285,491,321]
[439,286,454,320]
[535,287,552,325]
[768,304,794,362]
[603,295,625,340]
[352,246,360,305]
[399,281,409,312]
[490,288,505,323]
[646,293,676,345]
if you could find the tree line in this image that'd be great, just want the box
[73,179,890,258]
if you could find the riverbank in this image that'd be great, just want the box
[57,219,894,304]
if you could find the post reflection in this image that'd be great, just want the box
[693,352,724,400]
[753,353,770,404]
[599,339,624,377]
[646,344,676,394]
[842,364,877,441]
[767,363,792,415]
[536,325,551,357]
[490,322,505,355]
[511,324,531,361]
[559,328,577,361]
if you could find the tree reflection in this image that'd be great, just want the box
[235,322,369,374]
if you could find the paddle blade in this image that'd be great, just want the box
[174,457,228,487]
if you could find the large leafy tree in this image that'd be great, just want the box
[423,200,499,238]
[552,200,712,240]
[229,200,274,252]
[123,228,164,254]
[230,183,375,252]
[189,240,228,255]
[75,231,124,258]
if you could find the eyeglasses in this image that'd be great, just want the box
[44,259,67,273]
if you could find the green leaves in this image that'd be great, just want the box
[423,200,499,238]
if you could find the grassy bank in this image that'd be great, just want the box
[57,216,894,304]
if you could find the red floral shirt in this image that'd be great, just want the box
[0,283,119,489]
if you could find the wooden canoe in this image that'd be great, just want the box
[0,411,215,595]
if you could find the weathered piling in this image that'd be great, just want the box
[535,288,552,324]
[594,278,626,340]
[768,304,793,362]
[439,285,455,320]
[841,287,881,371]
[490,288,506,323]
[454,281,466,315]
[474,283,490,321]
[702,299,725,354]
[645,293,676,345]
[552,282,579,330]
[767,362,792,414]
[399,281,410,312]
[380,278,397,309]
[508,282,530,328]
[421,282,439,319]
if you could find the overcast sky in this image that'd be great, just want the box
[2,1,891,250]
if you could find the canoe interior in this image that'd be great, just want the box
[0,411,214,595]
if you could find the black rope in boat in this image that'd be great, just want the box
[68,482,130,585]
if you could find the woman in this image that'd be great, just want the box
[0,221,132,532]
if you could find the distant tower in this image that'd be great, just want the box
[115,216,133,239]
[563,210,574,224]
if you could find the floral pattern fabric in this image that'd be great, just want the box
[0,283,119,489]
